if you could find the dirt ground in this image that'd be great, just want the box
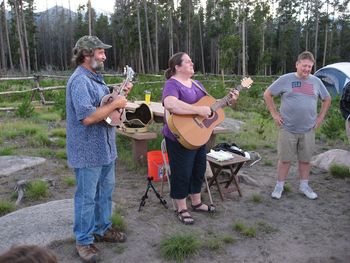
[1,140,349,263]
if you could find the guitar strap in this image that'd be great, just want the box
[191,80,210,96]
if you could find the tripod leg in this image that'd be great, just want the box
[138,183,151,212]
[149,181,168,209]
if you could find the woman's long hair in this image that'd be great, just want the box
[164,52,186,79]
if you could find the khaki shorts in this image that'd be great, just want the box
[277,129,315,162]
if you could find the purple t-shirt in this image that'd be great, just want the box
[162,78,207,141]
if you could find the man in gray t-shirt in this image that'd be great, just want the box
[264,51,331,200]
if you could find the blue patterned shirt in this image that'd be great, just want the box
[66,66,117,168]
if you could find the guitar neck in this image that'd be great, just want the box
[211,84,243,112]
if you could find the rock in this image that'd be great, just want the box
[238,172,261,187]
[0,199,117,253]
[0,156,46,177]
[311,149,350,171]
[0,199,74,253]
[220,118,245,132]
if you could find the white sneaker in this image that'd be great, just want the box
[271,185,283,199]
[299,185,318,199]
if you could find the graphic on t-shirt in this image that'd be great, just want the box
[291,81,314,96]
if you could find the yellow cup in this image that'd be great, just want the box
[145,90,151,105]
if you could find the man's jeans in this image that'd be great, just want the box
[74,161,116,245]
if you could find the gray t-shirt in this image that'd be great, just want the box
[66,66,117,168]
[267,73,330,133]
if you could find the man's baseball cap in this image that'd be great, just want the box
[74,35,112,50]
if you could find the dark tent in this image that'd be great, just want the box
[314,62,350,95]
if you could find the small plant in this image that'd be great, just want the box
[55,150,67,159]
[283,183,292,193]
[264,160,273,166]
[256,221,278,234]
[160,234,200,263]
[243,227,257,237]
[110,211,127,232]
[0,147,13,156]
[251,193,263,203]
[15,96,35,118]
[222,235,236,244]
[233,220,256,237]
[63,177,75,187]
[329,164,350,179]
[26,180,49,200]
[202,238,222,250]
[0,200,15,216]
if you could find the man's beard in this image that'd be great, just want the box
[90,58,104,71]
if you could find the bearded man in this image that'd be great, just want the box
[66,36,132,262]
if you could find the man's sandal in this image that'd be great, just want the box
[176,209,194,225]
[191,202,216,213]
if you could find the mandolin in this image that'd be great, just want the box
[100,65,135,126]
[166,77,253,149]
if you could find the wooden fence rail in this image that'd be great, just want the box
[0,74,273,111]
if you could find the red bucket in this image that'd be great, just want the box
[147,150,168,182]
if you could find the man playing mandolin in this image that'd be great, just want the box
[66,35,132,262]
[162,52,239,225]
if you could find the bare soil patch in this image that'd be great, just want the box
[1,136,349,262]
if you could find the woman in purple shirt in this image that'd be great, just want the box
[162,52,239,224]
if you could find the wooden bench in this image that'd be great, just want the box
[117,130,157,165]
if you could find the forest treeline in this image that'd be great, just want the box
[0,0,349,76]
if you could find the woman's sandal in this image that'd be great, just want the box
[191,202,216,213]
[176,209,194,225]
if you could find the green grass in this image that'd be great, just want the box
[0,200,15,216]
[251,193,263,203]
[202,237,223,250]
[110,211,127,232]
[233,220,257,237]
[256,221,278,234]
[283,183,292,193]
[329,164,350,179]
[55,150,67,159]
[26,180,49,200]
[159,233,200,263]
[50,128,66,138]
[222,235,236,244]
[264,159,274,166]
[62,176,75,187]
[0,147,13,155]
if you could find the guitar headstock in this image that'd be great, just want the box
[123,65,135,82]
[240,77,253,90]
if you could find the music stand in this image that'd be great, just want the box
[138,176,168,211]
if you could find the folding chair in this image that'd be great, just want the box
[160,139,213,210]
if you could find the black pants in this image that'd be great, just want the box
[165,137,206,199]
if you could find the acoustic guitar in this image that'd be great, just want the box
[100,65,135,127]
[166,77,253,149]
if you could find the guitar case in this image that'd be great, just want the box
[123,103,153,133]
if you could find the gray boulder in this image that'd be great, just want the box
[0,199,74,253]
[311,149,350,171]
[0,156,46,177]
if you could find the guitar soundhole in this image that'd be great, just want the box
[202,112,218,127]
